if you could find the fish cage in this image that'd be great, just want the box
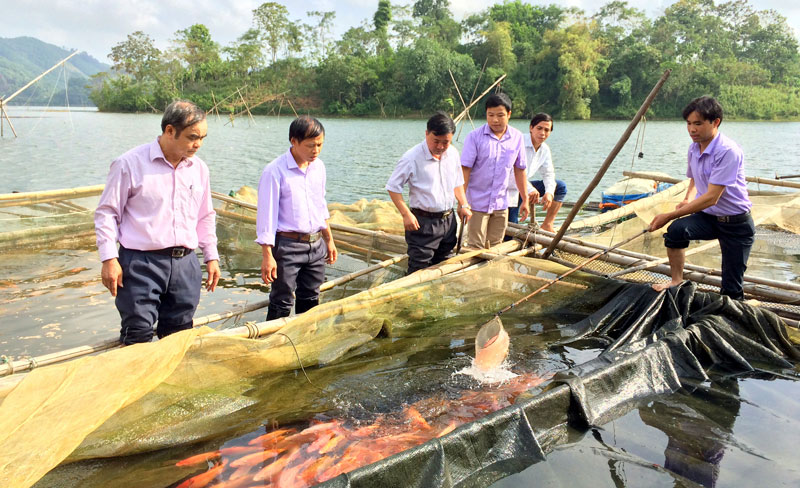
[0,183,799,488]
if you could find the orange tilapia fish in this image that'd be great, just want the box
[229,448,285,468]
[248,427,295,446]
[474,318,510,371]
[176,460,227,488]
[176,450,221,467]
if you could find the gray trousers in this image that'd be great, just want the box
[405,211,458,274]
[116,246,202,345]
[268,236,327,318]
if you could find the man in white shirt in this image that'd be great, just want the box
[386,112,472,274]
[507,113,567,232]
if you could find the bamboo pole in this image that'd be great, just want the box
[511,227,800,303]
[449,69,474,129]
[508,223,800,293]
[1,103,18,138]
[0,253,410,378]
[623,170,800,191]
[237,87,256,125]
[215,240,524,339]
[3,51,80,104]
[542,69,672,258]
[453,74,507,124]
[0,221,95,244]
[0,184,105,202]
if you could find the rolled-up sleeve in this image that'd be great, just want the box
[94,160,127,262]
[513,136,526,170]
[196,171,219,262]
[460,132,478,168]
[385,156,413,194]
[255,165,281,246]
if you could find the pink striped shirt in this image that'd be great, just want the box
[94,138,219,262]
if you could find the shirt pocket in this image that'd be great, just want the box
[180,178,204,217]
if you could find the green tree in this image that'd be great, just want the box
[307,10,337,61]
[224,28,265,77]
[172,24,222,82]
[253,2,289,64]
[540,23,604,119]
[412,0,461,48]
[374,0,393,53]
[108,31,161,82]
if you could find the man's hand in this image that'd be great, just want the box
[518,200,530,222]
[101,258,123,297]
[675,199,690,211]
[540,192,554,209]
[326,239,338,264]
[528,189,540,206]
[205,259,220,292]
[649,213,673,232]
[457,206,472,222]
[402,212,420,231]
[261,251,278,284]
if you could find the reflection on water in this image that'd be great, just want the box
[493,373,800,487]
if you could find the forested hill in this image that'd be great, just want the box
[89,0,800,119]
[0,36,108,106]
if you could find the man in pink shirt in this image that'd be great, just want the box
[256,116,337,320]
[95,100,220,344]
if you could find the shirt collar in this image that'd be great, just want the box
[420,141,438,161]
[151,137,193,168]
[691,132,722,157]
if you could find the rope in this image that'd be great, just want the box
[273,332,324,392]
[608,116,648,245]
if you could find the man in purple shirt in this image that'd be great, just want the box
[461,93,529,249]
[95,100,221,344]
[256,116,338,320]
[649,96,754,300]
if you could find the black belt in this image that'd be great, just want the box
[277,231,322,243]
[148,247,194,258]
[411,208,453,219]
[714,211,751,223]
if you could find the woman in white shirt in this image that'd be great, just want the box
[507,113,567,232]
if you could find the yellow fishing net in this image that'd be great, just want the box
[0,254,600,488]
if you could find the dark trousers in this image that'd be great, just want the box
[405,211,458,274]
[664,212,755,300]
[508,179,568,223]
[267,236,327,319]
[116,246,202,345]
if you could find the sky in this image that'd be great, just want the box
[3,0,800,63]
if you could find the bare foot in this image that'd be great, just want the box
[540,225,554,232]
[652,280,681,292]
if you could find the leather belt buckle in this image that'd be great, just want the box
[307,232,321,243]
[171,247,187,258]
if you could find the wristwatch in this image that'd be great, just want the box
[458,203,471,210]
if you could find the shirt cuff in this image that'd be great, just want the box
[201,246,220,262]
[98,241,119,262]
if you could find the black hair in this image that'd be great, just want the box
[530,113,554,131]
[682,96,724,124]
[161,100,206,136]
[426,111,456,136]
[289,116,325,142]
[485,93,512,112]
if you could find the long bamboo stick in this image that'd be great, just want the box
[0,184,105,202]
[542,69,672,258]
[3,51,80,104]
[623,171,800,192]
[214,240,523,339]
[514,228,800,303]
[453,74,507,124]
[508,223,800,293]
[0,252,410,378]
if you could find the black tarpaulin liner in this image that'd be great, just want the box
[318,282,800,488]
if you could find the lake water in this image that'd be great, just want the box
[2,106,799,200]
[2,108,799,488]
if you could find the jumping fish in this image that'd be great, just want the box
[474,317,510,371]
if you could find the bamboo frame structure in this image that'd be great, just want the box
[543,69,672,258]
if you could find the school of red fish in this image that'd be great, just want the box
[174,372,548,488]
